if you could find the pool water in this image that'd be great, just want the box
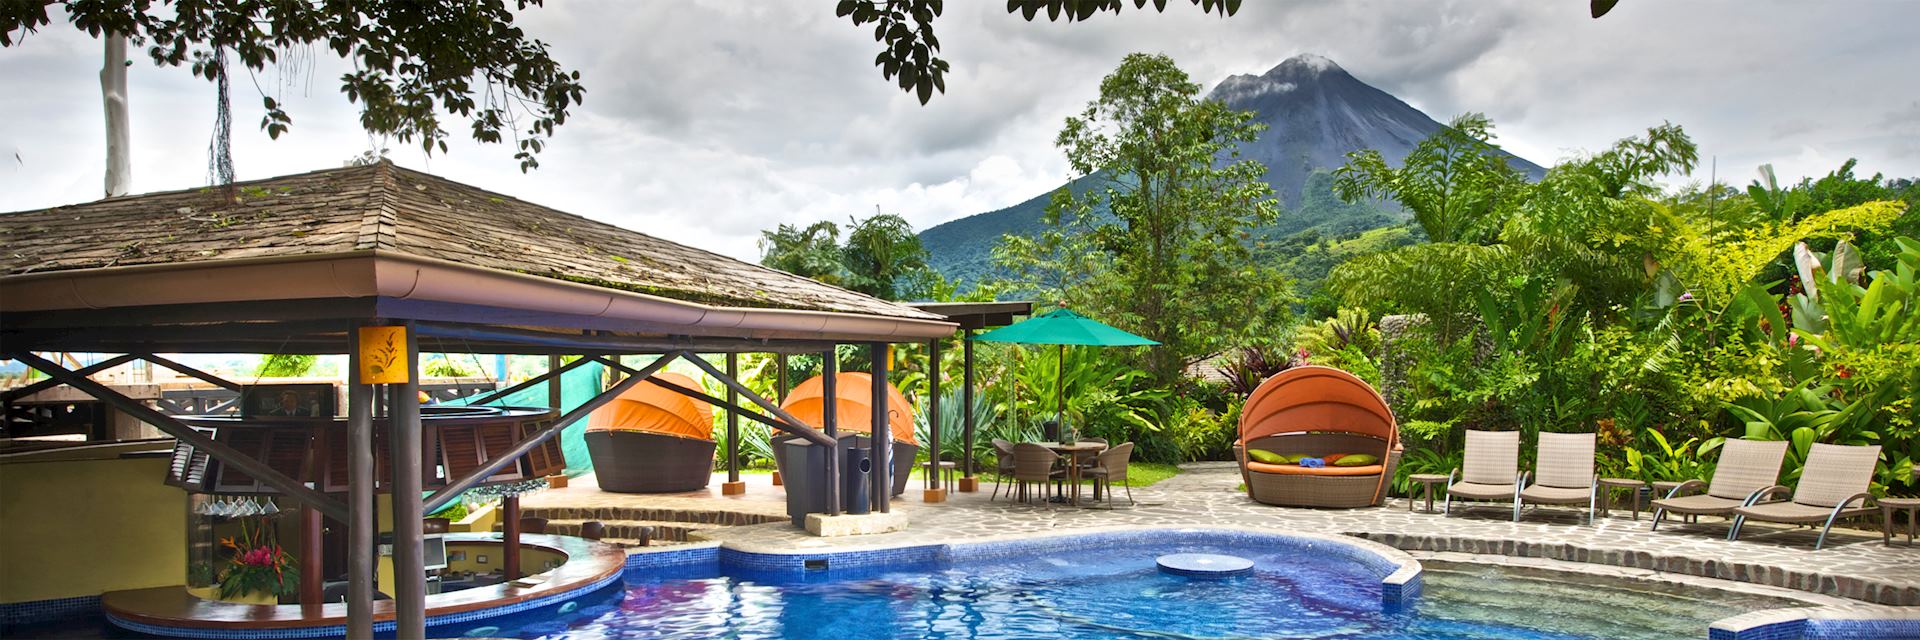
[5,544,1802,639]
[472,546,1802,640]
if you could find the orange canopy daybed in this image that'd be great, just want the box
[1234,366,1401,508]
[584,372,717,493]
[774,372,917,497]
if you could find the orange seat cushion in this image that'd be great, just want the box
[1246,461,1383,476]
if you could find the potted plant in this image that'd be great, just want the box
[216,518,298,604]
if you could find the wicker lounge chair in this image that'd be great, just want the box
[585,372,717,493]
[1011,442,1065,505]
[1085,442,1135,509]
[779,372,918,497]
[1235,366,1401,508]
[1517,432,1599,523]
[1446,430,1523,519]
[1728,443,1881,549]
[1649,438,1788,532]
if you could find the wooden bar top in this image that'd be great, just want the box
[102,533,624,631]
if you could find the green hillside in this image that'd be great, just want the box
[922,170,1404,292]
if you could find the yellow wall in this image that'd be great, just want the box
[443,542,564,575]
[0,455,187,603]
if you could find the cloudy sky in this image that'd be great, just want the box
[3,1,1916,260]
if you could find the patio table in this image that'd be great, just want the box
[1598,478,1647,520]
[1037,441,1106,506]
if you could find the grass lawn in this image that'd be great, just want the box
[724,462,1182,488]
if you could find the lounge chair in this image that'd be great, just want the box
[1517,431,1598,522]
[1649,438,1788,532]
[1236,366,1401,508]
[1085,442,1135,509]
[1446,430,1522,519]
[585,372,717,493]
[1011,442,1065,505]
[1728,443,1881,549]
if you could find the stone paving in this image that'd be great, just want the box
[532,463,1920,606]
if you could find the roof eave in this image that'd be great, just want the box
[0,251,956,342]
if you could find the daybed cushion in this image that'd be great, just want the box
[1246,461,1382,476]
[1247,449,1290,464]
[1333,454,1379,467]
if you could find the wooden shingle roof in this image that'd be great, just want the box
[0,162,941,321]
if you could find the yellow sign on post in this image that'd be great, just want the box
[357,325,410,384]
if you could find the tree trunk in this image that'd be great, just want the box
[101,34,130,198]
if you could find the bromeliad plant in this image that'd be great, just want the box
[218,517,298,600]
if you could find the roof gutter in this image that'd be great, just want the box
[1,251,956,341]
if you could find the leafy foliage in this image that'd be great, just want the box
[835,0,1239,104]
[5,1,585,171]
[759,212,944,301]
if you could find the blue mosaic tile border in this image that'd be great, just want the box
[1804,617,1920,639]
[101,569,626,639]
[623,544,720,571]
[0,594,100,626]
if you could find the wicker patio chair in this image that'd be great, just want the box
[1517,432,1599,523]
[1084,442,1135,509]
[989,438,1017,502]
[1649,438,1788,532]
[1446,430,1523,519]
[1077,437,1109,470]
[1011,442,1065,505]
[1728,443,1881,549]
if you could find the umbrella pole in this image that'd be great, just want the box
[1055,343,1065,436]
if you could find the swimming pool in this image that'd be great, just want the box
[466,536,1801,639]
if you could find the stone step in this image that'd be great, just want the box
[540,518,714,543]
[522,506,784,527]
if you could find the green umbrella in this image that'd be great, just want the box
[973,308,1158,433]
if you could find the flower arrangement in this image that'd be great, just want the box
[217,517,299,600]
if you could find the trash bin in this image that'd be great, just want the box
[783,439,829,527]
[1043,420,1061,443]
[843,447,872,515]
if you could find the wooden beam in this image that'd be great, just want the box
[5,351,348,522]
[422,353,677,513]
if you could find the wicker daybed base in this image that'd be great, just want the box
[586,430,716,493]
[1237,433,1400,509]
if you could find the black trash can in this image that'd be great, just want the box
[1043,420,1061,443]
[843,447,872,515]
[783,439,830,527]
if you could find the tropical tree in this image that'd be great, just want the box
[4,1,584,171]
[998,52,1290,383]
[759,221,846,285]
[842,213,941,300]
[757,212,943,301]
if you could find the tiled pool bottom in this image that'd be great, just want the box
[464,549,1797,639]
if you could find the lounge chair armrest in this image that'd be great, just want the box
[1446,468,1459,486]
[1515,471,1531,491]
[1837,492,1872,509]
[1664,479,1706,499]
[1745,484,1792,506]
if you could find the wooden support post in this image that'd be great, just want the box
[959,330,979,492]
[345,331,375,639]
[871,343,890,513]
[299,503,323,611]
[388,323,425,640]
[823,350,839,516]
[924,338,946,503]
[722,353,744,495]
[771,353,789,487]
[503,495,522,580]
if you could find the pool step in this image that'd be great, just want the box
[521,506,786,527]
[539,518,714,545]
